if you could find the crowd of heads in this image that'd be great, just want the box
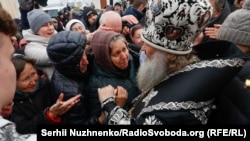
[0,0,249,134]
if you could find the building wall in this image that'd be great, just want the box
[0,0,121,19]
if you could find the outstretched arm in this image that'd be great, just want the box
[45,93,81,123]
[47,93,81,119]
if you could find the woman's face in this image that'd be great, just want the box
[52,19,58,29]
[240,0,245,8]
[110,39,129,70]
[71,23,87,35]
[37,22,55,38]
[16,63,39,93]
[131,28,143,46]
[79,51,89,73]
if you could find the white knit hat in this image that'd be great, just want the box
[65,19,85,31]
[217,0,250,46]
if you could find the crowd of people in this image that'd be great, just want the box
[0,0,250,140]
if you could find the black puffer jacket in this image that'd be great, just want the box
[47,31,98,124]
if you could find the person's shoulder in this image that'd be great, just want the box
[22,29,34,38]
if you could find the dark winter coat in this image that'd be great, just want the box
[47,31,98,125]
[87,55,139,119]
[208,60,250,125]
[9,78,52,134]
[123,6,145,27]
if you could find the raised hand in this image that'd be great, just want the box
[48,93,81,118]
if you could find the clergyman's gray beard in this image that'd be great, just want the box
[137,51,168,91]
